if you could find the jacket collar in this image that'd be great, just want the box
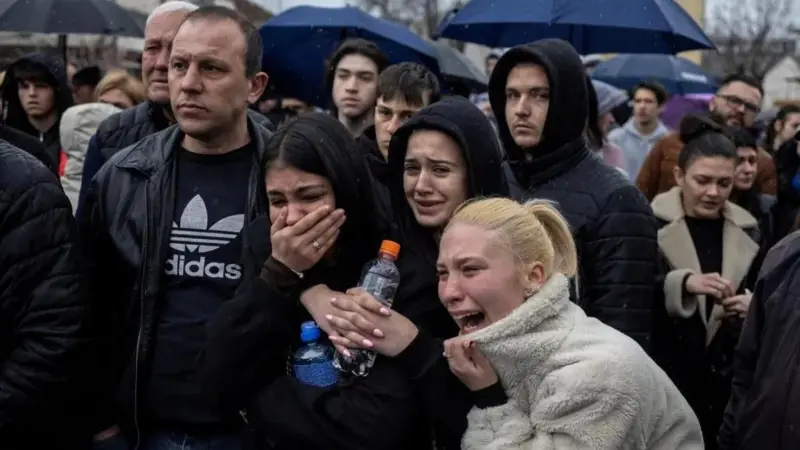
[652,186,759,343]
[467,273,573,391]
[509,138,589,188]
[114,114,270,175]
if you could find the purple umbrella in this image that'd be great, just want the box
[660,95,710,130]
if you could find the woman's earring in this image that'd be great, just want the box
[524,287,535,297]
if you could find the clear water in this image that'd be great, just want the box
[294,341,339,387]
[333,256,400,377]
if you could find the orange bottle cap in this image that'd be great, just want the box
[379,240,401,259]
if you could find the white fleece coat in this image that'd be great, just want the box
[59,102,120,213]
[463,273,704,450]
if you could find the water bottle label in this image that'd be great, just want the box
[294,361,339,387]
[361,274,397,305]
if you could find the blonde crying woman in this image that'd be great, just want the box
[436,197,704,450]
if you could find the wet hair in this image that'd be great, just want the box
[633,81,668,105]
[719,73,763,97]
[95,70,146,106]
[183,6,263,77]
[376,62,441,107]
[447,197,577,279]
[72,66,102,88]
[325,38,389,91]
[265,112,382,267]
[13,60,52,86]
[764,104,800,152]
[677,113,737,170]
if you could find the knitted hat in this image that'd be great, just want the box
[591,79,628,116]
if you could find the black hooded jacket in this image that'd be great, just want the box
[488,39,658,350]
[199,112,430,450]
[1,53,73,166]
[0,125,57,174]
[0,142,92,448]
[381,96,512,449]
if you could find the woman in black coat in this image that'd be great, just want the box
[651,114,762,448]
[200,112,429,450]
[322,97,512,449]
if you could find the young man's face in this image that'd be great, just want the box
[331,54,379,119]
[374,93,429,159]
[18,78,56,119]
[73,84,96,104]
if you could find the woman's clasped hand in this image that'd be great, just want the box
[270,205,346,273]
[684,272,752,319]
[326,289,419,357]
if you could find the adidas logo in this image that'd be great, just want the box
[165,194,244,280]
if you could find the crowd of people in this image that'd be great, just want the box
[2,1,800,449]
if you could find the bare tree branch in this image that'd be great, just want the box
[707,0,797,83]
[358,0,440,38]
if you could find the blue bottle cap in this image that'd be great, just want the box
[300,321,321,342]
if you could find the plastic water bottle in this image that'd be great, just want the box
[334,240,401,377]
[293,321,339,387]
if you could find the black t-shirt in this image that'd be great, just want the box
[147,142,254,428]
[685,215,724,319]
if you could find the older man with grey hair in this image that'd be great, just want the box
[76,1,270,214]
[76,1,198,215]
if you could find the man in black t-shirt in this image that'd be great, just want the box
[79,6,270,449]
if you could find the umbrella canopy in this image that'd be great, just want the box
[432,41,487,92]
[260,6,439,107]
[660,95,710,130]
[435,0,714,54]
[0,0,144,37]
[591,54,718,96]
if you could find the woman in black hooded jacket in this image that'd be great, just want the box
[323,96,512,449]
[200,112,429,450]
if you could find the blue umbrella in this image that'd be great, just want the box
[260,6,439,107]
[591,54,718,95]
[435,0,714,54]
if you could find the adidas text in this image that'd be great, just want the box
[165,254,242,280]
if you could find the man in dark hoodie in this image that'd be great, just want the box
[488,38,658,350]
[1,52,73,169]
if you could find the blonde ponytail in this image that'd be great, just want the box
[447,197,578,279]
[524,199,578,277]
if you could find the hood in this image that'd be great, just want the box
[387,96,510,207]
[488,39,587,160]
[386,96,510,259]
[1,53,73,136]
[592,80,628,117]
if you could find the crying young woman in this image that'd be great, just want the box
[200,98,516,449]
[199,112,426,450]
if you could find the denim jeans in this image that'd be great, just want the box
[93,430,242,450]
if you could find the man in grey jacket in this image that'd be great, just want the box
[608,81,669,179]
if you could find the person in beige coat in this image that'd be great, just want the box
[438,197,703,450]
[59,102,120,212]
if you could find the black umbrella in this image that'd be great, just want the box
[0,0,145,63]
[0,0,144,36]
[431,41,488,93]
